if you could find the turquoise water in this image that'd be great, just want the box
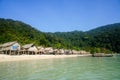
[0,56,120,80]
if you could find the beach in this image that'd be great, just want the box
[0,54,91,62]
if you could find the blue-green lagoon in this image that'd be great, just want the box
[0,56,120,80]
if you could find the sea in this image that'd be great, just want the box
[0,55,120,80]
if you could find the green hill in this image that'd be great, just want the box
[87,23,120,53]
[0,18,120,53]
[0,18,49,46]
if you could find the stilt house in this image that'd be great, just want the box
[0,41,21,54]
[22,44,38,54]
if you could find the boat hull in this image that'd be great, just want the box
[92,53,113,57]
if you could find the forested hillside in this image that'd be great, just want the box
[0,18,120,53]
[0,18,45,45]
[87,23,120,53]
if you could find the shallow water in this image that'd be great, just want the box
[0,56,120,80]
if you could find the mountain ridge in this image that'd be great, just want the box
[0,18,120,53]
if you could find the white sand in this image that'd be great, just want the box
[0,54,91,62]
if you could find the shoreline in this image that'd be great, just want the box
[0,54,91,62]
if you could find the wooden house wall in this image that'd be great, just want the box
[10,43,21,50]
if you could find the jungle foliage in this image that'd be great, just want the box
[0,18,120,53]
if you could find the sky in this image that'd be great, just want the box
[0,0,120,32]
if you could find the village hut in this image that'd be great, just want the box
[44,47,54,54]
[37,46,45,54]
[72,50,80,55]
[59,49,64,55]
[64,49,72,55]
[22,44,38,55]
[53,49,60,55]
[79,50,90,54]
[0,41,21,55]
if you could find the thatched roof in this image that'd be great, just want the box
[0,41,17,48]
[37,46,44,49]
[22,44,34,49]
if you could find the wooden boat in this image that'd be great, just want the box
[92,53,113,57]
